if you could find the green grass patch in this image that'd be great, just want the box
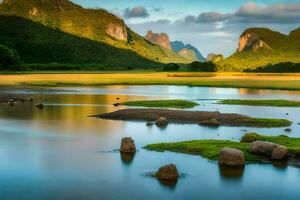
[121,99,199,109]
[144,134,300,162]
[239,118,291,127]
[219,99,300,107]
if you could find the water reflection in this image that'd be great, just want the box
[219,165,245,180]
[120,152,136,165]
[156,178,178,190]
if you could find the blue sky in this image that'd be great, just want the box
[71,0,300,57]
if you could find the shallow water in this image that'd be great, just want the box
[0,85,300,200]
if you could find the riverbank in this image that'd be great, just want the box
[2,72,300,90]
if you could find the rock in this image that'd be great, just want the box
[113,103,121,107]
[146,122,154,126]
[155,164,179,180]
[145,31,172,50]
[199,119,220,127]
[294,150,300,159]
[120,137,136,153]
[249,141,280,156]
[155,117,168,127]
[284,128,292,132]
[35,103,44,109]
[8,101,14,107]
[240,133,263,143]
[106,23,128,41]
[271,145,288,160]
[218,147,245,167]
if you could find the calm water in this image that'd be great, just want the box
[0,86,300,200]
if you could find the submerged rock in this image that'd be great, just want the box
[35,103,44,109]
[284,128,292,132]
[219,147,245,167]
[249,141,279,156]
[199,118,220,127]
[155,164,179,180]
[271,145,288,160]
[120,137,136,153]
[146,122,154,126]
[155,117,168,127]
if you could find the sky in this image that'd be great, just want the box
[71,0,300,57]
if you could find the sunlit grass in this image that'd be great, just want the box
[219,99,300,107]
[121,99,198,109]
[144,134,300,162]
[1,72,300,90]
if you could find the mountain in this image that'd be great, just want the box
[171,41,205,62]
[0,0,190,68]
[216,27,300,71]
[145,31,172,50]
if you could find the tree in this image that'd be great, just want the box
[187,61,217,72]
[0,44,20,70]
[163,63,180,71]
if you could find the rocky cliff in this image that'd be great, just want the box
[145,31,172,50]
[237,32,272,52]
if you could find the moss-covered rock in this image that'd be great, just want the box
[240,133,264,143]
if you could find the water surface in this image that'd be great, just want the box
[0,86,300,200]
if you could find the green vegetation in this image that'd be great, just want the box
[219,99,300,107]
[238,118,291,128]
[144,133,300,162]
[215,28,300,71]
[0,44,19,70]
[121,99,199,109]
[0,0,190,70]
[187,61,217,72]
[163,63,180,72]
[245,62,300,73]
[240,133,264,143]
[3,73,300,91]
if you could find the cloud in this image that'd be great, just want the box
[185,2,300,24]
[185,12,231,23]
[123,6,149,19]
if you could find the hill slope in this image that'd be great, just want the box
[0,0,189,67]
[217,27,300,71]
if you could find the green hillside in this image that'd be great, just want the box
[0,0,189,69]
[216,27,300,71]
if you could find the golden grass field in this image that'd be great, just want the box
[1,72,300,90]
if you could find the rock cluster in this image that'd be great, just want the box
[249,141,288,160]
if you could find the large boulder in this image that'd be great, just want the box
[155,164,179,180]
[271,145,288,160]
[120,137,136,153]
[249,141,279,156]
[218,147,245,167]
[155,117,168,127]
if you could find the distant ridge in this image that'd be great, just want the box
[171,41,205,62]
